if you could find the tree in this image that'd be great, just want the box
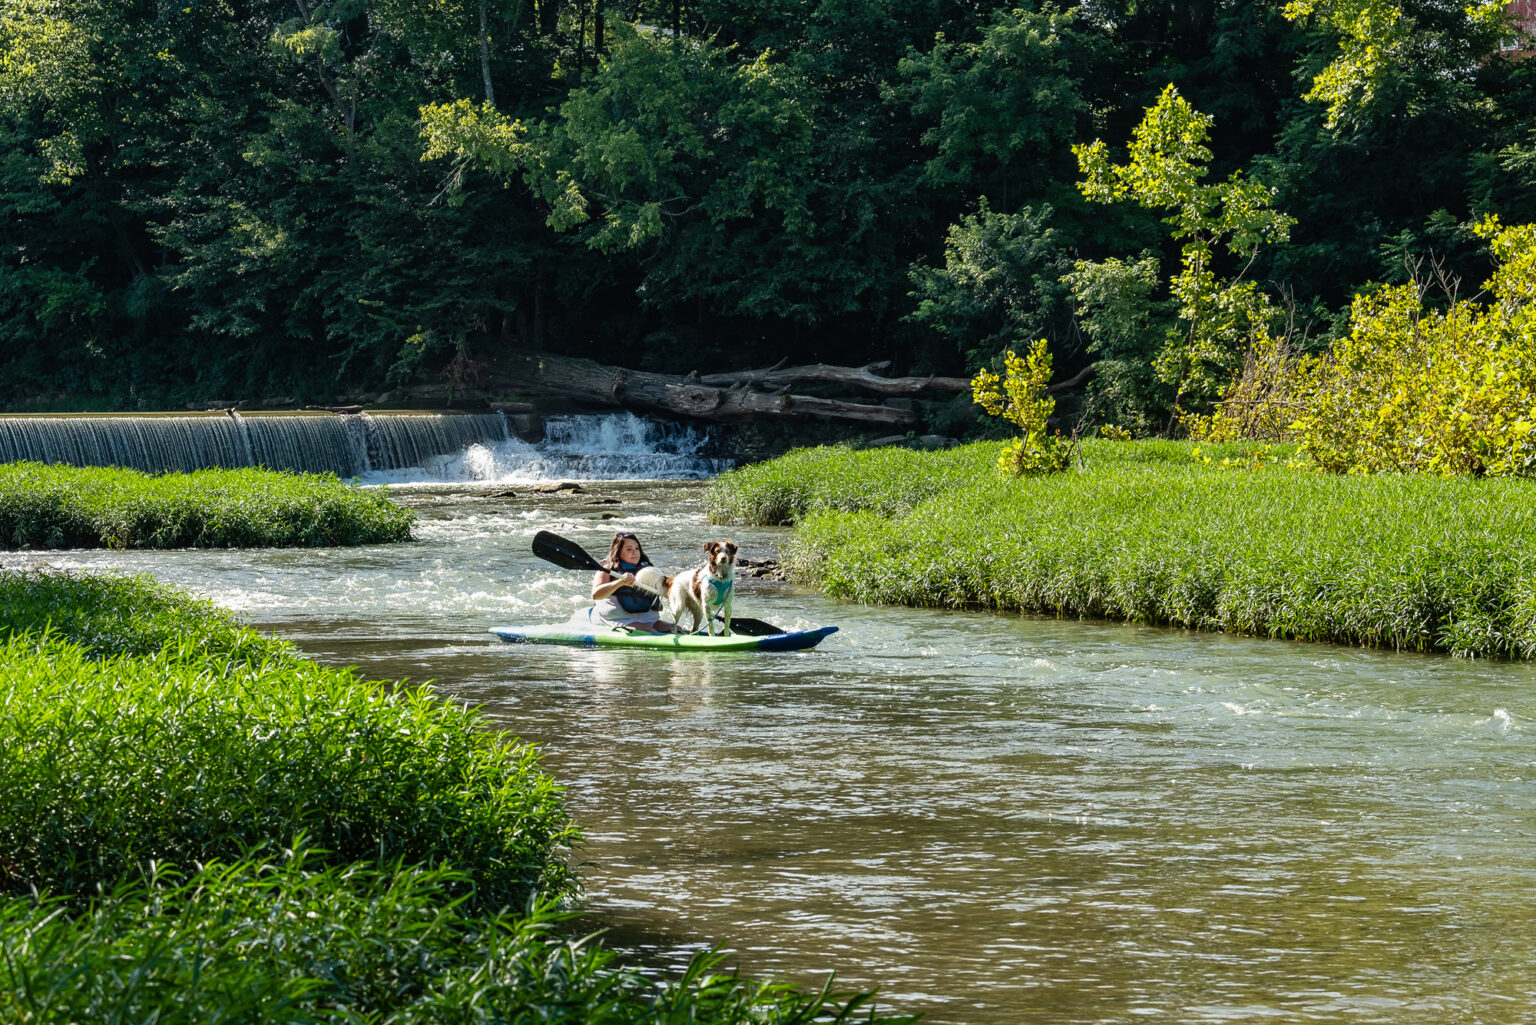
[905,201,1070,371]
[896,7,1096,209]
[1075,85,1295,424]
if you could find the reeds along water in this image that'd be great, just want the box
[0,412,510,476]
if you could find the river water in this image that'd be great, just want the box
[11,480,1536,1024]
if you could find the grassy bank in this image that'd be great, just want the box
[0,572,907,1023]
[709,440,1536,659]
[0,462,414,549]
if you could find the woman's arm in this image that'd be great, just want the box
[591,570,635,600]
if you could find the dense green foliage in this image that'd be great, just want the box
[706,443,995,525]
[1290,217,1536,476]
[0,462,414,548]
[1,856,898,1024]
[0,587,573,906]
[5,0,1536,416]
[0,568,290,658]
[711,441,1536,658]
[0,572,907,1022]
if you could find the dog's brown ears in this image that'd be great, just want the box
[703,540,739,557]
[724,540,738,556]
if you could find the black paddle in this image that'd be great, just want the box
[530,530,787,637]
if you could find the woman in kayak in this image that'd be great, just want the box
[590,531,676,633]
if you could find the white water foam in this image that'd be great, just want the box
[358,412,729,484]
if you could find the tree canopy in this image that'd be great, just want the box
[3,0,1535,416]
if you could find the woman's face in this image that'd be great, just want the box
[619,536,642,563]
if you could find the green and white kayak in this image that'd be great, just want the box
[490,623,838,652]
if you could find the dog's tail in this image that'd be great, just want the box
[633,566,671,595]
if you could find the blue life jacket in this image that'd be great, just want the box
[611,558,661,613]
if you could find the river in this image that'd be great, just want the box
[10,478,1535,1024]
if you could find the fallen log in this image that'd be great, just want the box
[697,360,971,396]
[491,354,917,425]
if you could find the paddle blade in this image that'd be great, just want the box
[724,616,785,637]
[532,530,605,572]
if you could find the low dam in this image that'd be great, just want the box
[0,411,509,477]
[0,410,725,482]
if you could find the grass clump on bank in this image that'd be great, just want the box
[2,853,895,1025]
[710,440,1536,658]
[705,443,999,524]
[0,572,574,909]
[0,570,290,660]
[0,461,414,549]
[0,571,910,1023]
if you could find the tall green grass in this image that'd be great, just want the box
[712,440,1536,658]
[0,570,910,1023]
[706,443,999,525]
[1,851,903,1024]
[0,632,574,908]
[0,462,414,548]
[0,570,290,660]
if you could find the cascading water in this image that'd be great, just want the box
[0,412,510,477]
[0,411,727,482]
[358,413,728,484]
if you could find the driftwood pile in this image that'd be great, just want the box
[488,353,974,426]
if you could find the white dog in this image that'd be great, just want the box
[665,540,738,635]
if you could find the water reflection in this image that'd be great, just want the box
[9,482,1536,1024]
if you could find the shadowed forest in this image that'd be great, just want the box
[4,0,1536,423]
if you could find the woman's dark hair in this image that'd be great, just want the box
[603,531,652,571]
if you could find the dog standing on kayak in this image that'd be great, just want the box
[636,540,737,635]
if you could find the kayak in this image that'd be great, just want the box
[490,623,838,652]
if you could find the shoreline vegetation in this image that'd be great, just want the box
[0,571,907,1023]
[0,462,415,549]
[708,440,1536,660]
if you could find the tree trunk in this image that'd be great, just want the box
[491,354,919,425]
[538,0,559,35]
[697,360,972,395]
[479,0,497,106]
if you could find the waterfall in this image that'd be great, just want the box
[358,413,729,484]
[0,411,728,482]
[0,412,509,478]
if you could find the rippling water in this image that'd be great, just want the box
[13,482,1536,1024]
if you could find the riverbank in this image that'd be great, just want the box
[708,440,1536,659]
[0,570,907,1023]
[0,463,415,548]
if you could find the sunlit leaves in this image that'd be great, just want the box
[1283,0,1511,129]
[0,0,105,182]
[1074,85,1294,418]
[1293,217,1536,476]
[971,339,1072,475]
[419,96,531,177]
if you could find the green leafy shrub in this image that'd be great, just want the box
[0,570,290,661]
[707,443,998,525]
[1292,217,1536,476]
[1074,85,1293,422]
[970,339,1073,475]
[0,463,415,549]
[0,571,909,1023]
